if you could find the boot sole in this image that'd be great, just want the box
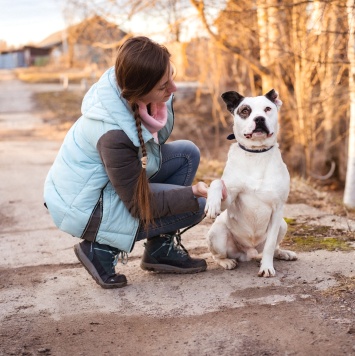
[140,261,207,274]
[74,244,127,289]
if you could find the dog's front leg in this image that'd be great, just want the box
[258,208,284,277]
[205,179,224,218]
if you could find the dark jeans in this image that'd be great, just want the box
[136,140,206,240]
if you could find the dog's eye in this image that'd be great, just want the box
[265,107,272,112]
[241,109,249,115]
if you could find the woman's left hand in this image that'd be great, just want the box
[137,101,167,123]
[150,102,167,122]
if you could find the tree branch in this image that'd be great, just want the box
[189,0,271,76]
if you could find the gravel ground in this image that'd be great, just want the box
[0,70,354,356]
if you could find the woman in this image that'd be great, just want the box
[44,36,209,289]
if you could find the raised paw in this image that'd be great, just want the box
[205,179,224,219]
[205,199,221,219]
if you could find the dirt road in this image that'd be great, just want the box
[0,70,355,356]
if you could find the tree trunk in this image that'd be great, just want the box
[291,1,311,176]
[315,1,346,180]
[256,0,278,90]
[344,0,355,208]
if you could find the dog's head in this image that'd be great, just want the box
[221,89,282,148]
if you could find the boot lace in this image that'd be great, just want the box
[113,251,128,266]
[160,231,189,256]
[92,244,128,276]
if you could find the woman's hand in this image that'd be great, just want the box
[150,102,167,122]
[192,182,209,198]
[137,101,167,123]
[192,180,228,200]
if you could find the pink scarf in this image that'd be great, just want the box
[138,102,168,143]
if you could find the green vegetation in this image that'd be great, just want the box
[282,218,355,252]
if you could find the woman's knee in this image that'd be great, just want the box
[175,140,200,160]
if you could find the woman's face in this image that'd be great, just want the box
[140,64,177,104]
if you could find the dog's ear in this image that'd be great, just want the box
[264,89,282,110]
[221,91,244,114]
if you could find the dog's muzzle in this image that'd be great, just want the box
[245,116,272,138]
[253,116,269,134]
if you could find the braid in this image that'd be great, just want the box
[114,36,171,229]
[132,103,153,227]
[133,103,147,158]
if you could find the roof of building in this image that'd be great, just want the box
[37,16,127,49]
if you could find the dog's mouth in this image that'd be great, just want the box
[244,123,273,139]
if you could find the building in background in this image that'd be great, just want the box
[0,16,126,69]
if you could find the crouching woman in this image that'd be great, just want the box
[44,36,208,289]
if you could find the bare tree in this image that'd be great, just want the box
[310,1,349,181]
[191,0,352,182]
[59,0,355,190]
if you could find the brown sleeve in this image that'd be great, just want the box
[97,130,199,218]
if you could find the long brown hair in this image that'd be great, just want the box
[115,36,171,227]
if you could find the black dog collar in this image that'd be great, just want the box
[226,134,273,153]
[238,143,274,153]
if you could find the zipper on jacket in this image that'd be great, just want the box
[129,222,141,253]
[80,197,100,240]
[94,192,104,243]
[162,94,175,144]
[148,144,162,180]
[80,184,107,242]
[149,96,174,180]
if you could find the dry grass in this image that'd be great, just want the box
[32,91,83,123]
[322,273,355,299]
[288,176,355,220]
[14,67,101,83]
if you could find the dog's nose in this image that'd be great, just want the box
[254,116,265,124]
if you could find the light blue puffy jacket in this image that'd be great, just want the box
[44,67,174,252]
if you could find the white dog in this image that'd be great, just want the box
[205,89,297,277]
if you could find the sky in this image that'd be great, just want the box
[0,0,207,48]
[0,0,178,47]
[0,0,67,47]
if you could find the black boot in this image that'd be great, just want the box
[74,240,127,289]
[140,231,207,274]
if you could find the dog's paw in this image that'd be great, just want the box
[258,264,276,277]
[205,179,224,218]
[215,257,238,270]
[204,199,222,219]
[274,249,297,261]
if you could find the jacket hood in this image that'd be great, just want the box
[81,67,173,146]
